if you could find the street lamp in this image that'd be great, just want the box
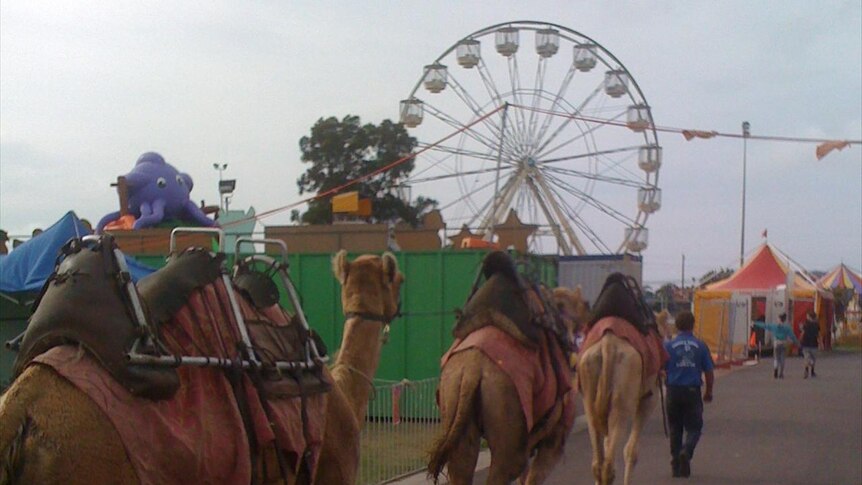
[213,163,228,211]
[740,121,750,267]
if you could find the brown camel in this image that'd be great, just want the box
[427,252,588,485]
[576,274,668,485]
[0,247,402,485]
[314,250,404,485]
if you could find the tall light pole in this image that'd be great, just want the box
[740,121,750,267]
[213,163,228,211]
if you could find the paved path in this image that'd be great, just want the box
[397,350,862,484]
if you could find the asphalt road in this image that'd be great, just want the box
[414,350,862,485]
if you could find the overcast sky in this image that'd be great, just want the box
[1,1,860,286]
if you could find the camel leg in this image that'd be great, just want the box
[623,390,657,485]
[579,355,604,484]
[587,426,605,485]
[602,402,627,485]
[482,375,529,485]
[523,421,567,485]
[602,359,640,485]
[444,420,481,485]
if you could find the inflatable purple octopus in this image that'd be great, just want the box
[96,152,217,233]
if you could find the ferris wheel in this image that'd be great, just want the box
[398,21,661,255]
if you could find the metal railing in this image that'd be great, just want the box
[358,377,441,484]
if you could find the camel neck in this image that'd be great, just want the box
[332,316,384,422]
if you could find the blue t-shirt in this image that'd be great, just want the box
[664,331,714,387]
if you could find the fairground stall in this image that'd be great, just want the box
[693,243,834,365]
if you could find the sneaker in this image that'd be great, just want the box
[678,451,691,478]
[811,370,817,377]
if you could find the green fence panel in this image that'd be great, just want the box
[1,249,558,389]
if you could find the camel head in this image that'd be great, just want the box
[332,250,404,322]
[553,286,590,336]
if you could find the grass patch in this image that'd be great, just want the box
[834,332,862,351]
[358,419,441,484]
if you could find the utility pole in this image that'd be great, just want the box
[740,121,750,267]
[213,163,228,211]
[681,253,686,289]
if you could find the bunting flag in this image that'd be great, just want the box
[681,130,719,141]
[815,140,850,160]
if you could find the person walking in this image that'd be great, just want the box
[664,311,715,478]
[754,312,799,379]
[801,310,820,378]
[750,314,766,361]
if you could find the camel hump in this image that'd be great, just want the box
[13,235,179,400]
[481,250,520,283]
[589,272,655,335]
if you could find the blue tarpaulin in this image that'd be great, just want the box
[0,211,156,294]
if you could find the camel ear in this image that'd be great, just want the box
[381,252,399,283]
[332,250,349,284]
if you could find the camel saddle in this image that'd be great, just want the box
[12,235,180,400]
[137,248,330,397]
[453,251,567,350]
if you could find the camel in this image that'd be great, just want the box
[0,243,402,485]
[576,273,668,485]
[427,252,589,485]
[314,250,404,485]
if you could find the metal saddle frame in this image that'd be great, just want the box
[123,228,328,373]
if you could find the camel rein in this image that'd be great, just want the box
[332,362,378,401]
[658,375,669,438]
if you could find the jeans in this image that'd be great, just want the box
[773,343,787,376]
[802,346,817,368]
[667,386,704,459]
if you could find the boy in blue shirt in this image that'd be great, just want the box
[664,311,714,478]
[753,312,799,379]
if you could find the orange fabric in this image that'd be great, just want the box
[815,140,850,160]
[681,130,718,141]
[581,316,669,385]
[441,326,574,431]
[32,278,326,484]
[104,214,137,231]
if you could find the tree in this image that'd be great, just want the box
[697,267,735,287]
[294,115,437,225]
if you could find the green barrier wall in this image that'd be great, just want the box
[3,250,557,385]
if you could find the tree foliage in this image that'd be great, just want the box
[697,267,735,287]
[294,115,436,225]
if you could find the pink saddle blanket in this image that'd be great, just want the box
[581,316,669,384]
[32,277,326,485]
[441,325,575,431]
